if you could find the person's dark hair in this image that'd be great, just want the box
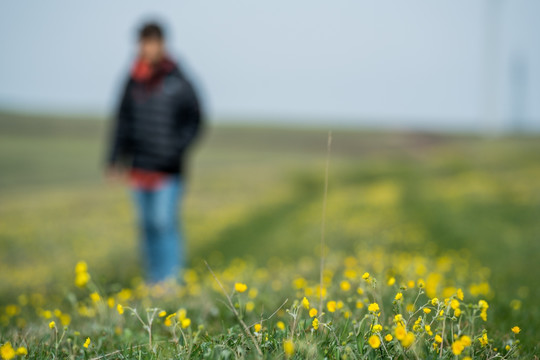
[139,22,164,41]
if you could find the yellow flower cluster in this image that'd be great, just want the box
[451,335,471,355]
[74,261,90,288]
[0,342,27,360]
[479,299,489,321]
[0,251,524,359]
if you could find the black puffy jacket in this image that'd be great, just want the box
[106,62,202,175]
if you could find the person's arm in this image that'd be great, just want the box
[105,76,133,170]
[175,80,203,153]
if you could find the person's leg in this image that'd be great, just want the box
[148,174,184,282]
[176,176,187,276]
[174,175,187,277]
[130,187,157,282]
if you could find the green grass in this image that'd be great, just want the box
[0,111,539,358]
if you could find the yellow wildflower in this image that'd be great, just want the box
[90,292,100,303]
[461,335,472,347]
[302,297,310,309]
[480,310,487,321]
[60,313,71,326]
[362,272,370,280]
[293,277,306,289]
[511,326,521,334]
[164,313,177,326]
[478,300,489,310]
[309,308,318,317]
[385,334,393,342]
[479,333,488,347]
[48,321,56,329]
[372,324,382,333]
[395,292,403,301]
[181,318,191,328]
[283,339,294,357]
[177,308,187,320]
[316,286,327,298]
[5,305,20,317]
[234,282,247,293]
[75,272,90,288]
[117,304,124,315]
[340,280,351,291]
[368,335,381,349]
[277,321,285,330]
[387,277,396,286]
[452,340,464,355]
[83,337,90,349]
[158,311,167,317]
[457,288,464,301]
[117,289,132,301]
[327,301,336,313]
[15,347,27,356]
[312,317,319,330]
[510,299,521,310]
[74,261,91,287]
[248,288,258,299]
[395,324,407,340]
[435,334,443,343]
[75,261,87,273]
[368,303,380,313]
[0,342,15,360]
[254,323,262,332]
[344,269,357,279]
[401,332,415,348]
[423,308,431,314]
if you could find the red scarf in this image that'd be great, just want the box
[130,55,176,91]
[128,55,176,190]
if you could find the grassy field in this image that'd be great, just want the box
[0,111,539,359]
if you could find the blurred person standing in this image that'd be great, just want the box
[105,22,203,285]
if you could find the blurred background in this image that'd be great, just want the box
[0,0,539,344]
[1,1,539,132]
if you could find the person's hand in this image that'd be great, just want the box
[105,165,127,183]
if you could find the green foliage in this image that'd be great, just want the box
[0,112,539,358]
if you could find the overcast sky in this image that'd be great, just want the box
[0,1,538,131]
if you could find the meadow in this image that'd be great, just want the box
[0,111,539,359]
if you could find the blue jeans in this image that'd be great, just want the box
[130,174,186,284]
